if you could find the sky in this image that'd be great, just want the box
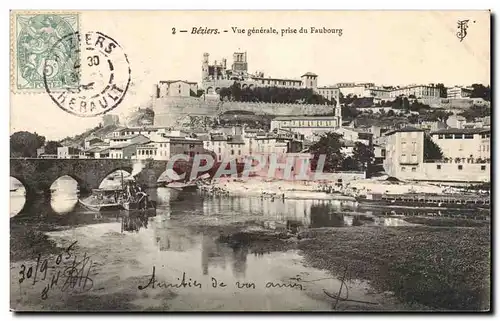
[10,10,491,140]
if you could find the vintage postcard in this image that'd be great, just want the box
[10,10,491,312]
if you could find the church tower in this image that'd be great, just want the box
[202,53,209,80]
[334,88,342,127]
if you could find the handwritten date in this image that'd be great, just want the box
[18,241,95,300]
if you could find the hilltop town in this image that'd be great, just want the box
[20,51,491,189]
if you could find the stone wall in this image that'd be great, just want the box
[418,98,491,109]
[153,96,335,127]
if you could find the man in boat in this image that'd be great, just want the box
[136,185,149,209]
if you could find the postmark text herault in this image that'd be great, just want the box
[43,31,131,117]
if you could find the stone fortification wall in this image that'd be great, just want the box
[418,98,490,109]
[153,96,335,127]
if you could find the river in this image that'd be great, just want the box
[10,176,446,311]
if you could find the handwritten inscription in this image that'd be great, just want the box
[138,266,303,291]
[18,241,95,300]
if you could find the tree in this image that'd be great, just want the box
[423,134,444,161]
[341,106,361,121]
[352,142,375,171]
[308,132,345,172]
[435,83,447,98]
[407,114,419,124]
[10,131,46,158]
[392,96,403,109]
[341,156,357,171]
[458,105,491,121]
[402,97,410,110]
[45,140,63,155]
[469,84,491,101]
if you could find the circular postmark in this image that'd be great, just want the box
[43,31,131,117]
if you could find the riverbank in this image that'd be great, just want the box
[199,177,354,200]
[187,217,490,311]
[198,176,454,200]
[298,225,490,311]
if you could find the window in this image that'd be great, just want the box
[464,134,474,139]
[401,167,406,171]
[438,134,444,139]
[231,150,234,155]
[437,165,441,170]
[481,165,486,171]
[411,167,416,172]
[445,134,453,139]
[454,134,463,139]
[458,165,463,170]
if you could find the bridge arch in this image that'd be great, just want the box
[49,174,85,194]
[98,168,133,188]
[10,176,27,217]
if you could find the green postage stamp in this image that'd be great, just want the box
[12,12,80,92]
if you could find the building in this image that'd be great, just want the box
[79,146,110,159]
[384,126,489,183]
[337,85,369,98]
[201,52,322,94]
[155,80,199,98]
[416,121,447,132]
[334,127,373,145]
[316,87,341,104]
[270,115,342,141]
[36,147,45,158]
[355,106,401,115]
[136,137,205,161]
[389,85,440,99]
[200,127,303,163]
[429,128,491,161]
[301,72,318,90]
[84,136,105,149]
[447,86,473,99]
[366,87,391,99]
[108,143,144,159]
[57,146,80,159]
[108,134,150,147]
[102,114,120,127]
[446,115,467,129]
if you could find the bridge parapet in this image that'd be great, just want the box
[9,158,173,199]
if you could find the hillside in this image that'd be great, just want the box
[126,108,154,127]
[60,124,119,147]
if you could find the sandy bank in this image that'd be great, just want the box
[199,175,450,200]
[200,177,355,201]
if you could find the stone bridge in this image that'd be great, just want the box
[10,158,191,199]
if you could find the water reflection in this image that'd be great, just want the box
[99,170,131,189]
[50,176,78,214]
[10,177,26,217]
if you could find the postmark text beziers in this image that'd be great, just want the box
[43,31,131,117]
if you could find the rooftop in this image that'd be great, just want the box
[109,134,148,140]
[301,72,318,77]
[109,141,147,149]
[227,135,246,145]
[385,126,425,136]
[273,116,337,121]
[430,128,490,135]
[158,80,197,85]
